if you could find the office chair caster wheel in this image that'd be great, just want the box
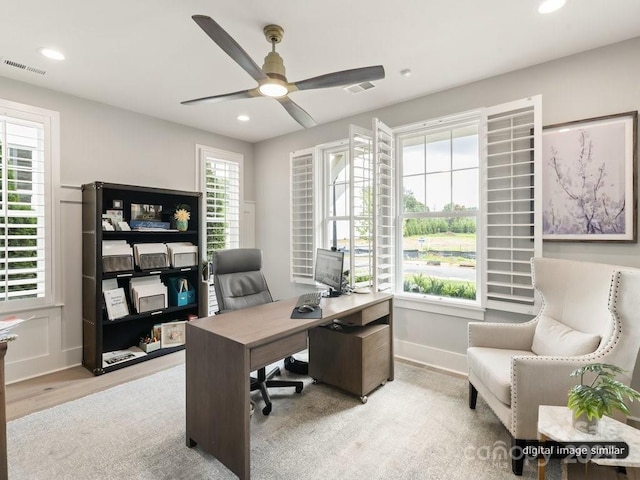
[360,396,368,404]
[262,404,272,415]
[295,385,303,394]
[312,379,318,384]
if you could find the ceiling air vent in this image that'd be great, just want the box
[343,81,375,94]
[2,58,46,75]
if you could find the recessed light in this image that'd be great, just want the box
[400,69,412,77]
[38,48,65,60]
[237,114,250,122]
[538,0,566,14]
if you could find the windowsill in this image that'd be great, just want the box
[0,301,63,317]
[393,292,485,321]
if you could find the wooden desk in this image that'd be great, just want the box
[185,292,393,480]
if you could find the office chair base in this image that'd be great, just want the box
[250,365,304,415]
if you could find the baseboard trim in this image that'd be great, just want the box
[394,339,467,377]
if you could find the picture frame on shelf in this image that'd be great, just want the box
[112,199,123,209]
[130,203,163,222]
[160,320,187,348]
[542,111,638,242]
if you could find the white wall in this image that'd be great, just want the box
[0,76,254,382]
[253,37,640,410]
[3,35,640,408]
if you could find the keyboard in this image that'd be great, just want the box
[295,291,322,308]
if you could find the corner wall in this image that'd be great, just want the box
[253,37,640,414]
[0,76,254,382]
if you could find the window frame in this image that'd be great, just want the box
[321,140,351,253]
[197,144,243,315]
[0,98,60,313]
[394,111,483,311]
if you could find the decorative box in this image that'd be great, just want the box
[139,340,161,353]
[167,277,196,307]
[102,255,134,273]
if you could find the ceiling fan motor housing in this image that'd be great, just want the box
[262,51,286,81]
[262,25,286,81]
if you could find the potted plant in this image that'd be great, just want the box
[567,363,640,434]
[173,204,191,232]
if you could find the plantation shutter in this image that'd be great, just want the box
[290,148,315,282]
[349,125,374,288]
[372,118,394,292]
[201,149,241,315]
[483,96,542,314]
[0,114,47,303]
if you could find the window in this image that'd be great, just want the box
[397,117,480,304]
[396,97,541,313]
[290,119,394,291]
[0,100,58,310]
[289,97,540,314]
[198,146,241,314]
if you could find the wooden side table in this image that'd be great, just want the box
[538,405,640,480]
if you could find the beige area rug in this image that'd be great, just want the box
[7,361,563,479]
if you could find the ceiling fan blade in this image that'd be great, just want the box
[276,97,317,128]
[181,89,257,106]
[293,65,385,91]
[192,15,268,83]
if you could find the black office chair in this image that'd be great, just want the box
[210,248,303,415]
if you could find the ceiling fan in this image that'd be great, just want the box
[181,15,385,128]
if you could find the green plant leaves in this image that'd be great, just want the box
[567,363,640,420]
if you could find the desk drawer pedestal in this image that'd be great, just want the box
[309,323,390,399]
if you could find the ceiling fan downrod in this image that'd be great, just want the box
[262,25,286,81]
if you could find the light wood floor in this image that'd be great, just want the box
[5,354,639,480]
[5,350,184,421]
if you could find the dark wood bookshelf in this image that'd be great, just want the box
[81,181,203,375]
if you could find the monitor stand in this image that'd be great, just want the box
[325,288,341,298]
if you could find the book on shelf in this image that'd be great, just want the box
[104,287,130,320]
[130,276,167,313]
[102,346,146,367]
[130,220,171,230]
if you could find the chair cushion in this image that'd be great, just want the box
[531,315,600,357]
[217,271,273,310]
[467,347,532,406]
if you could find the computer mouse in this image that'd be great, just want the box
[297,304,315,313]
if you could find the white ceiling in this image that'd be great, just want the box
[2,0,640,143]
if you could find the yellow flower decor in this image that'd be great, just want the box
[174,209,191,222]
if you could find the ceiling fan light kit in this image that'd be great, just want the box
[258,81,288,98]
[182,15,385,128]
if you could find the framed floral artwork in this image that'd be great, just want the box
[160,320,187,348]
[542,111,638,242]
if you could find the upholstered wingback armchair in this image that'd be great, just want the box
[467,258,640,475]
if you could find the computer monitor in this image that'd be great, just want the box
[314,248,344,297]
